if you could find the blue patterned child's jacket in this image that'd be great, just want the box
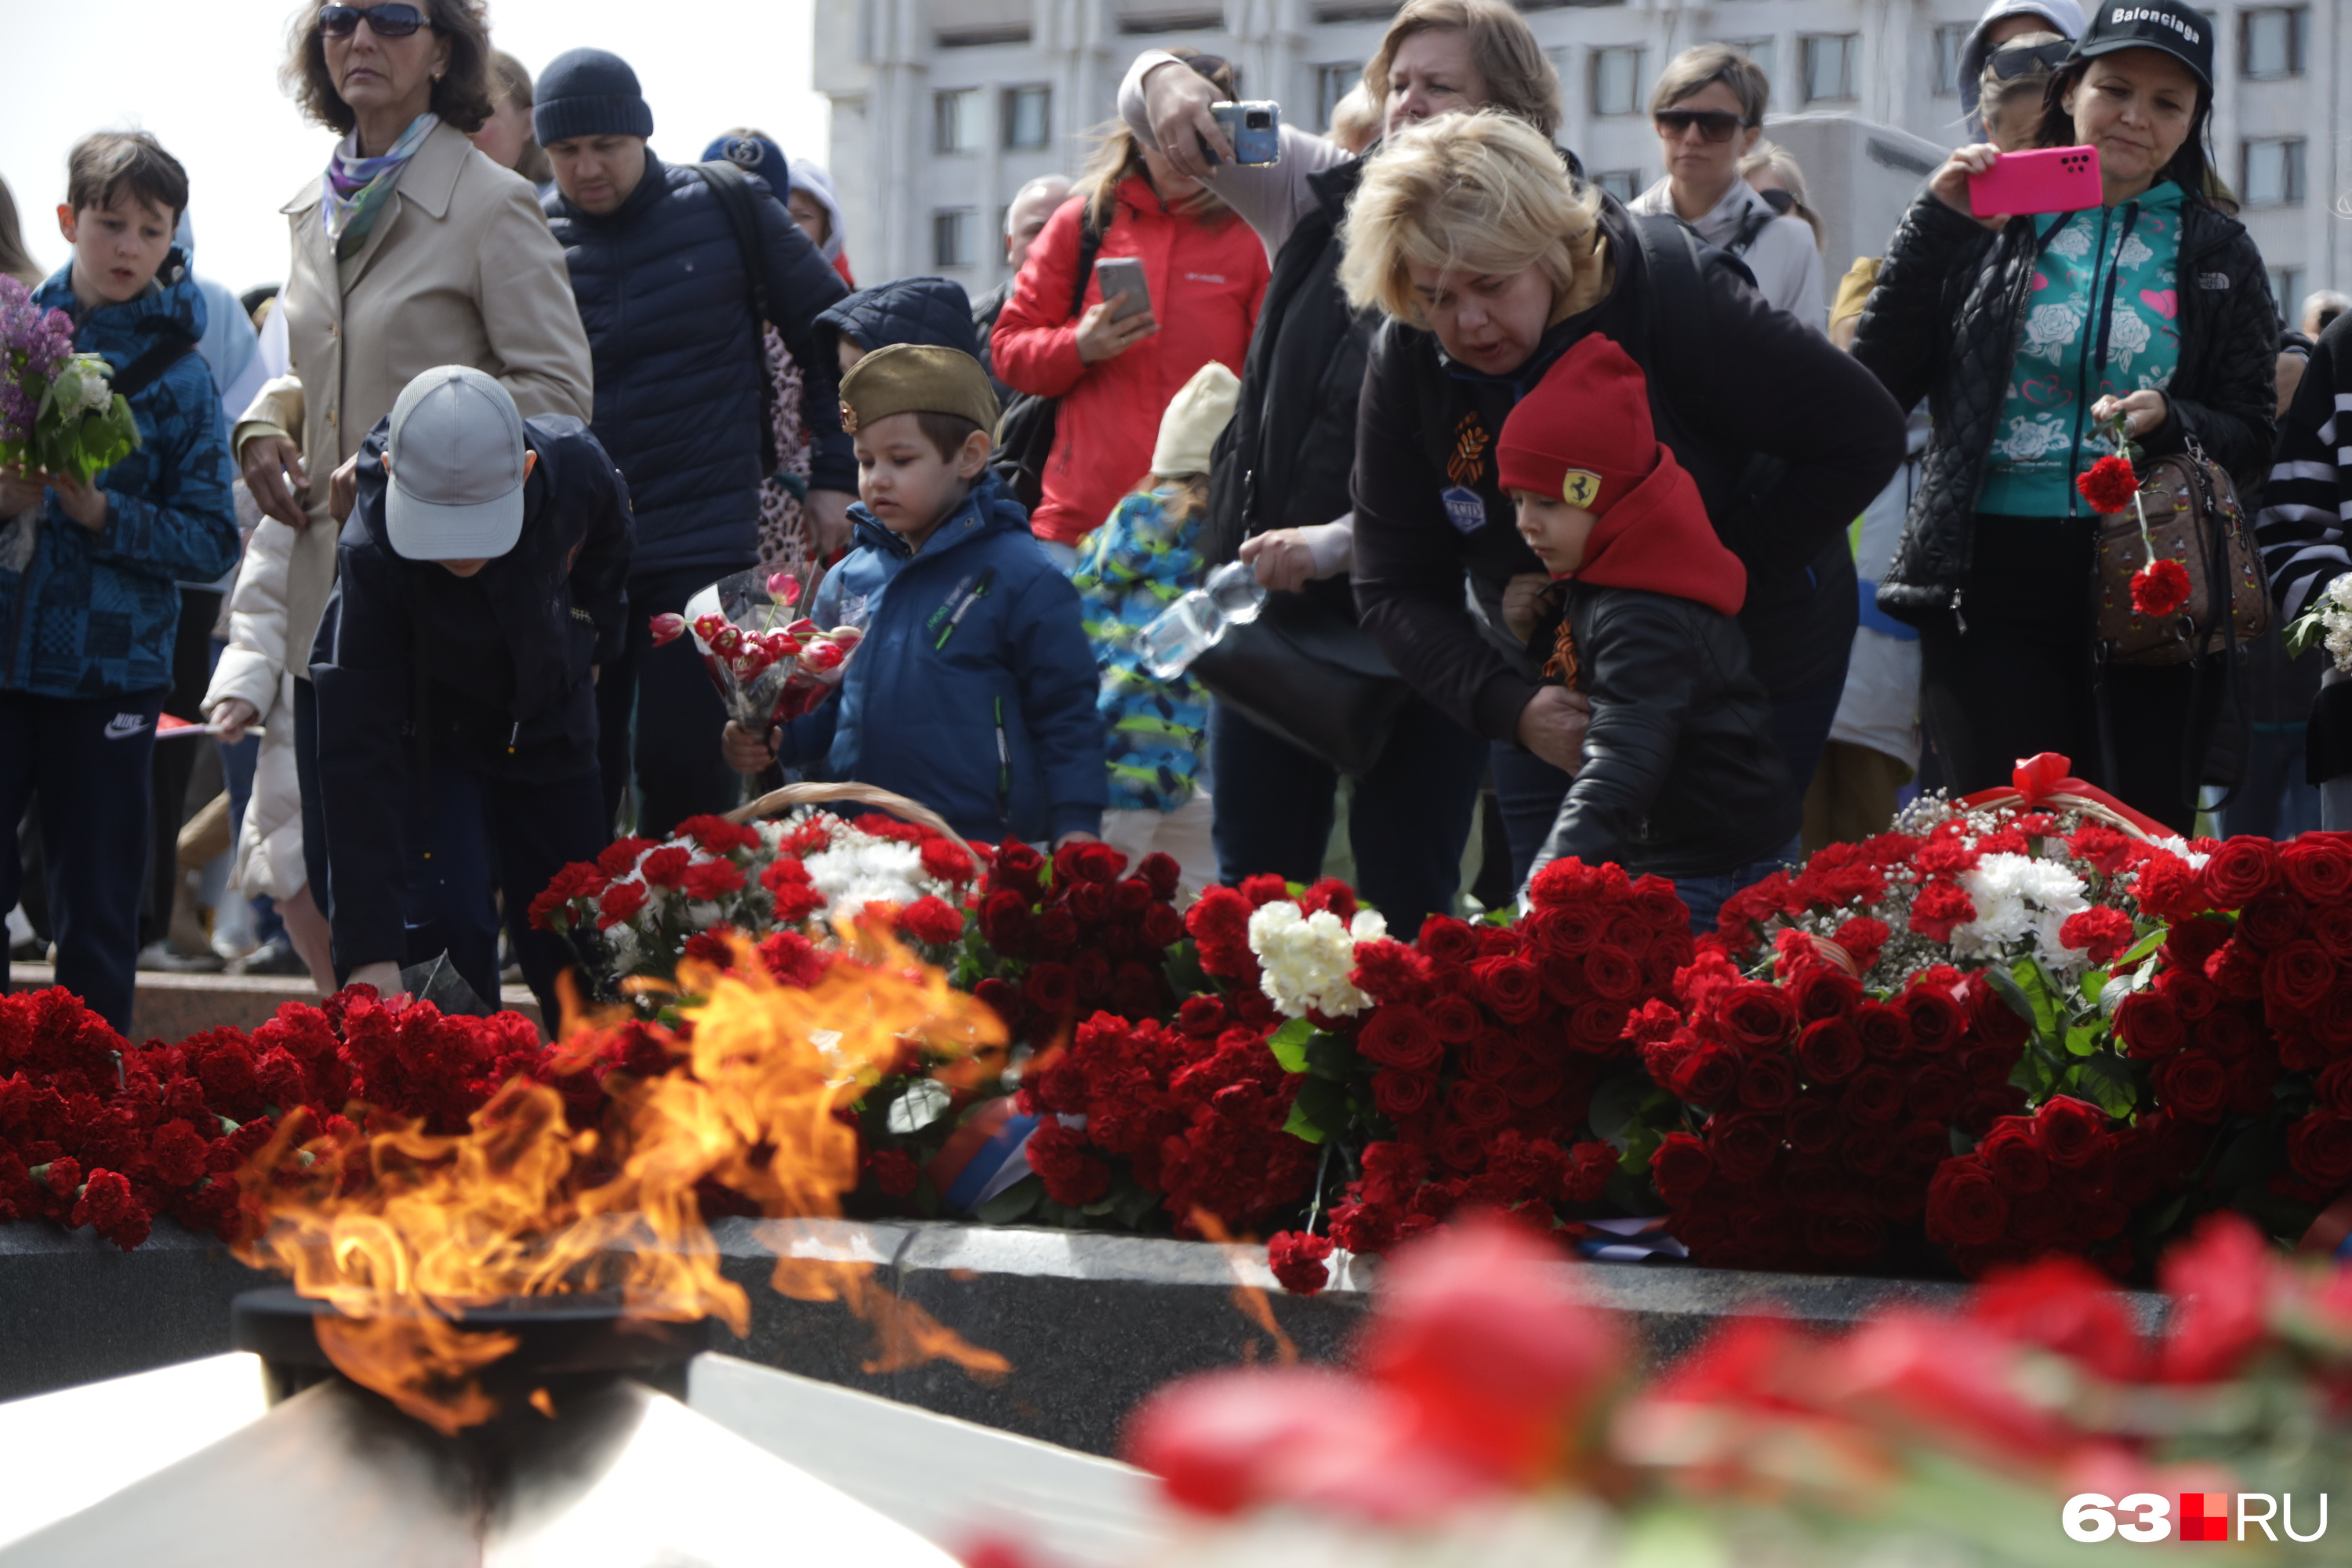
[1069,485,1210,812]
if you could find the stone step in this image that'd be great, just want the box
[4,964,543,1043]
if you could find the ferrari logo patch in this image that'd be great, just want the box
[1561,470,1601,509]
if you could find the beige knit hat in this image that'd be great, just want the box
[1149,361,1242,477]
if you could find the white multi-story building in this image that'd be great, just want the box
[813,0,2348,310]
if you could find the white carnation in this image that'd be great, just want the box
[1248,902,1387,1018]
[1951,851,2090,967]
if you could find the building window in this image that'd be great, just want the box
[935,89,984,154]
[933,209,978,268]
[1591,169,1642,202]
[2241,7,2306,78]
[1001,85,1051,150]
[1715,38,1775,104]
[2271,267,2305,320]
[2242,137,2307,205]
[1933,24,1971,93]
[1592,47,1645,116]
[1802,34,1858,102]
[1316,63,1363,129]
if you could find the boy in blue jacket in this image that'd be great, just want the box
[723,343,1104,847]
[0,132,238,1031]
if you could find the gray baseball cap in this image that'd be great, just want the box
[384,365,528,561]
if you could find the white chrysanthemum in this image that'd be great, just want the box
[804,836,927,920]
[1248,902,1387,1018]
[1951,851,2089,964]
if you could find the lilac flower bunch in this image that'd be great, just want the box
[0,275,137,482]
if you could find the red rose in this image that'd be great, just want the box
[2196,837,2278,910]
[896,895,966,947]
[1473,956,1546,1023]
[1436,1121,1488,1172]
[1035,908,1080,950]
[1784,1096,1839,1155]
[2282,837,2352,905]
[1651,1132,1715,1203]
[1501,1059,1566,1110]
[1841,1065,1906,1125]
[1719,983,1797,1051]
[2290,1112,2352,1187]
[1024,963,1076,1014]
[1854,1001,1911,1062]
[1416,915,1483,966]
[1707,1112,1781,1183]
[1924,1156,2010,1248]
[1667,1042,1741,1106]
[1569,1000,1631,1054]
[1738,1054,1798,1112]
[2318,1057,2352,1114]
[1358,1004,1443,1073]
[1371,1069,1436,1120]
[1448,1078,1513,1131]
[2129,557,2192,619]
[1140,902,1186,948]
[2159,968,2220,1021]
[1133,851,1181,899]
[866,1148,920,1198]
[2263,940,2333,1017]
[2058,906,2136,966]
[1795,1018,1865,1084]
[1789,967,1864,1022]
[2313,902,2352,957]
[1900,985,1965,1056]
[2153,1049,2230,1123]
[2033,1096,2108,1169]
[1905,1065,1969,1123]
[2113,989,2183,1058]
[978,889,1030,948]
[1465,1029,1524,1081]
[1977,1117,2049,1194]
[1425,993,1482,1045]
[1573,943,1638,1004]
[1267,1230,1336,1295]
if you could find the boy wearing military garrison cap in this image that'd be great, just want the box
[723,344,1105,847]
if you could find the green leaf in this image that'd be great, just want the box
[2117,927,2169,967]
[2074,1054,2141,1118]
[1280,1100,1327,1144]
[1588,1068,1658,1144]
[973,1174,1043,1225]
[1293,1076,1352,1141]
[2063,1021,2104,1058]
[1981,964,2037,1027]
[1265,1018,1314,1073]
[1080,1192,1121,1217]
[1112,1180,1160,1228]
[1304,1031,1357,1080]
[1616,1123,1664,1174]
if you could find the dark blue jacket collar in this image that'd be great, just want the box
[34,247,205,347]
[846,468,1027,563]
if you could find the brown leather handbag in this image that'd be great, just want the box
[2091,441,2270,666]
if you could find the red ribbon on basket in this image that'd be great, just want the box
[1955,752,2172,838]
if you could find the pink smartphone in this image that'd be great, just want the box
[1968,146,2101,216]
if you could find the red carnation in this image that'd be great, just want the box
[2058,906,2136,966]
[1908,881,1977,942]
[2074,453,2140,514]
[2132,852,2209,922]
[866,1148,920,1198]
[920,837,977,883]
[680,858,746,902]
[1267,1230,1336,1295]
[1831,916,1892,971]
[639,846,692,889]
[596,837,657,878]
[1026,1122,1112,1206]
[675,815,760,855]
[2130,557,2193,619]
[596,880,648,929]
[71,1168,151,1250]
[896,895,966,947]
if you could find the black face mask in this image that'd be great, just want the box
[1756,187,1796,216]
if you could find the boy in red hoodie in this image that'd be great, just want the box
[1497,335,1797,931]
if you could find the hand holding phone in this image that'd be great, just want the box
[1094,256,1152,322]
[1967,145,2101,216]
[1207,101,1282,166]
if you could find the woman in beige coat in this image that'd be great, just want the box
[205,0,592,993]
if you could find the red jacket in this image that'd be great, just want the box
[991,175,1269,545]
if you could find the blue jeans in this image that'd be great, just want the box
[1208,695,1484,935]
[1673,836,1805,937]
[0,688,165,1033]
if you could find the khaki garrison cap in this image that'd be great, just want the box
[837,343,1000,438]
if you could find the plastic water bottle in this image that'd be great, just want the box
[1138,561,1268,679]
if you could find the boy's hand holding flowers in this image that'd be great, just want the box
[0,463,107,531]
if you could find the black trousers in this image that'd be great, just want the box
[596,564,745,839]
[1917,514,2223,836]
[143,590,220,945]
[0,688,165,1033]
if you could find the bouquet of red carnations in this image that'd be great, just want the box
[651,568,865,731]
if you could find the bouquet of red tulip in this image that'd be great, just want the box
[651,568,865,731]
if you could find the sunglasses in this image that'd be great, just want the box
[318,3,433,38]
[1987,39,2074,78]
[1654,109,1755,142]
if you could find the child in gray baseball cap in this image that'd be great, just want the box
[310,365,634,1019]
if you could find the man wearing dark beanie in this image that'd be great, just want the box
[535,47,855,839]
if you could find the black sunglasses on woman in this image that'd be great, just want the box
[1987,38,2074,79]
[1653,108,1755,142]
[318,2,433,38]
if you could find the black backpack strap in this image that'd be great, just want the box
[111,328,200,401]
[1726,203,1773,257]
[1067,209,1104,321]
[695,160,782,477]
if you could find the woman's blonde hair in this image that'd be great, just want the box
[1338,112,1602,327]
[1076,46,1237,230]
[1147,472,1214,524]
[1363,0,1562,140]
[1737,141,1825,252]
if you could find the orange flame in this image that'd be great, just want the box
[238,931,1008,1432]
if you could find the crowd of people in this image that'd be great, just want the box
[3,0,2347,1033]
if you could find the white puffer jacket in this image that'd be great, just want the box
[203,514,308,902]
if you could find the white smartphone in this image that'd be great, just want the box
[1093,257,1152,322]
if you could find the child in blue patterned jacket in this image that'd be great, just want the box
[1067,362,1240,900]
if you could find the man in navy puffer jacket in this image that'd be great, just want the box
[535,48,854,837]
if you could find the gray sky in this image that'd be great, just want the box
[3,0,829,298]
